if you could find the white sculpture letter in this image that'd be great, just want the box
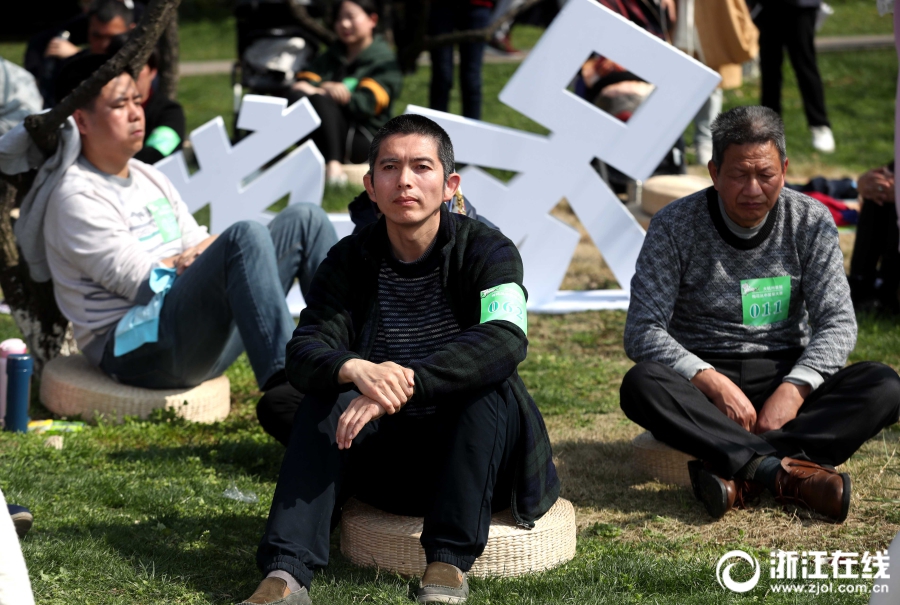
[156,95,326,233]
[407,0,720,307]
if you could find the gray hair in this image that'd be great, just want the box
[711,106,787,168]
[368,114,455,180]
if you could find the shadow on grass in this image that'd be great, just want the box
[42,515,412,604]
[553,439,710,526]
[105,439,286,483]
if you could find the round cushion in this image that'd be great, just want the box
[40,354,230,423]
[340,497,576,578]
[631,431,696,487]
[342,163,370,188]
[641,174,713,216]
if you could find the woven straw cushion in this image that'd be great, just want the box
[40,354,230,423]
[631,431,696,487]
[640,174,713,216]
[340,497,576,578]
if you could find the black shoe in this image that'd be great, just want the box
[688,461,763,519]
[257,382,304,446]
[8,505,33,538]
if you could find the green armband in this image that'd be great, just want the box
[145,126,181,157]
[480,283,527,335]
[342,77,359,92]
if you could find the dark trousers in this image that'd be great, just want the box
[428,4,492,120]
[757,4,830,128]
[256,382,521,588]
[287,92,371,164]
[620,357,900,478]
[849,199,900,310]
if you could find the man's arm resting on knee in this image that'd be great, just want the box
[406,240,528,401]
[754,381,809,434]
[691,368,758,432]
[337,358,414,415]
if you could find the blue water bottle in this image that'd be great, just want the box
[4,354,33,433]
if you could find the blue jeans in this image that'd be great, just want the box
[99,203,338,390]
[428,4,491,120]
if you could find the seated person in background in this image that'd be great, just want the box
[27,0,138,107]
[240,114,558,605]
[106,36,185,164]
[40,54,338,393]
[620,106,900,523]
[0,57,43,135]
[848,162,899,314]
[288,0,402,186]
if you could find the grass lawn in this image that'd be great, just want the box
[3,307,899,604]
[2,9,900,605]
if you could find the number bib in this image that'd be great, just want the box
[740,276,791,326]
[480,283,527,335]
[145,198,182,243]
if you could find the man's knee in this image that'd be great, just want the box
[620,361,670,407]
[223,219,272,251]
[854,361,900,423]
[278,202,329,228]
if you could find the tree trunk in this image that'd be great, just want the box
[157,13,180,101]
[0,177,75,377]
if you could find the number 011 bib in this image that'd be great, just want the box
[740,276,791,326]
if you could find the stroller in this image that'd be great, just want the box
[232,0,326,116]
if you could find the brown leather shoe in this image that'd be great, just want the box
[688,460,763,519]
[238,577,312,605]
[772,457,851,523]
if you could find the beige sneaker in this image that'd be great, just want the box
[238,577,312,605]
[417,562,469,604]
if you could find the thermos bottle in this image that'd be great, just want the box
[0,339,27,428]
[4,354,34,433]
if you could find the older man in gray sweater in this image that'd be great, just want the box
[620,106,900,523]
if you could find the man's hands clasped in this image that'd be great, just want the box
[335,359,415,449]
[691,368,808,434]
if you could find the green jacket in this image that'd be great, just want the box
[286,205,560,528]
[297,36,403,132]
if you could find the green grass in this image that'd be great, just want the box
[819,0,895,36]
[4,309,896,604]
[720,49,897,175]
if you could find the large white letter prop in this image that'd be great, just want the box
[408,0,719,307]
[156,95,326,233]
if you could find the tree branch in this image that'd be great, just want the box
[287,0,337,45]
[156,12,180,101]
[23,0,181,155]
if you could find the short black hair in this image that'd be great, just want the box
[339,0,380,18]
[88,0,135,26]
[368,114,455,179]
[711,105,787,168]
[54,53,133,109]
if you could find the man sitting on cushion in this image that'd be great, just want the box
[39,54,337,393]
[620,105,900,522]
[240,114,558,605]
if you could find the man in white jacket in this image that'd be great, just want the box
[44,54,337,391]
